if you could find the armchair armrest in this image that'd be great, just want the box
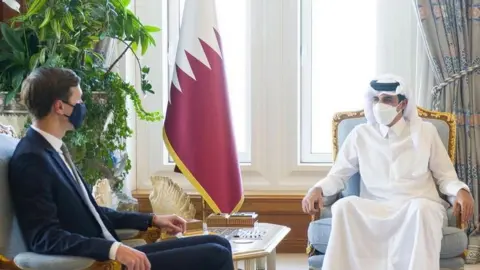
[309,193,340,222]
[115,229,140,240]
[445,196,464,229]
[1,253,122,270]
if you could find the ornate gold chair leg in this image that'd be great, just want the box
[0,255,20,270]
[89,260,123,270]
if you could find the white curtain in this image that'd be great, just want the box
[375,0,434,108]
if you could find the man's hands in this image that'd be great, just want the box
[152,214,187,235]
[302,187,324,215]
[453,189,474,223]
[116,244,150,270]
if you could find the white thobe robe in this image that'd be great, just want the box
[315,117,469,270]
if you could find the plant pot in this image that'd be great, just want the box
[0,92,28,115]
[91,91,108,104]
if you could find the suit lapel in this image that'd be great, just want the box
[49,151,88,203]
[27,128,87,202]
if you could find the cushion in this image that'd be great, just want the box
[0,134,26,259]
[308,218,467,259]
[308,254,324,269]
[441,227,468,259]
[14,252,95,270]
[115,229,140,240]
[307,218,331,254]
[122,239,147,247]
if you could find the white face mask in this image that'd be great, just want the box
[373,102,401,126]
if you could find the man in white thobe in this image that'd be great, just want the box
[302,74,474,270]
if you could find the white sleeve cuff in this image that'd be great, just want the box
[445,181,470,197]
[109,242,122,260]
[314,178,342,197]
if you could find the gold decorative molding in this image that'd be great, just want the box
[0,254,20,270]
[137,227,162,244]
[90,260,122,270]
[331,106,456,163]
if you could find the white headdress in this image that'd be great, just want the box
[364,74,423,146]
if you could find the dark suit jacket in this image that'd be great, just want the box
[8,128,153,261]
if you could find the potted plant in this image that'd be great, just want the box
[0,0,163,205]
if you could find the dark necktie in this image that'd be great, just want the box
[60,144,82,185]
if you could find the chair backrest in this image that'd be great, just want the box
[332,107,456,198]
[0,125,27,259]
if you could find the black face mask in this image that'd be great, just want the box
[62,101,87,129]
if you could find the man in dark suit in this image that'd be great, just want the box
[8,67,234,270]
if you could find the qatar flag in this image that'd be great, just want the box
[163,0,244,214]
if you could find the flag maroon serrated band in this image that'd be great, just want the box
[163,129,244,214]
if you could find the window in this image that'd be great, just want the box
[300,0,377,163]
[165,0,251,163]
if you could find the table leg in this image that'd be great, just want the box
[266,248,276,270]
[255,257,266,270]
[244,259,256,270]
[234,261,238,270]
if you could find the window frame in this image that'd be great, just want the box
[299,0,333,164]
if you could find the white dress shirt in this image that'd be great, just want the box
[315,117,469,205]
[31,126,121,260]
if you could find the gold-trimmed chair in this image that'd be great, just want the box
[306,107,467,270]
[0,124,162,270]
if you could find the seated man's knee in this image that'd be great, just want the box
[409,198,440,213]
[203,235,231,250]
[205,243,233,263]
[332,196,359,214]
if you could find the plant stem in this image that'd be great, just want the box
[117,39,143,74]
[105,40,133,74]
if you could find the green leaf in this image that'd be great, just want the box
[125,17,134,37]
[64,12,74,31]
[51,19,61,40]
[11,72,24,93]
[0,52,14,62]
[84,53,93,66]
[12,50,25,64]
[26,0,47,16]
[0,23,24,51]
[147,35,156,46]
[4,89,17,105]
[39,47,47,64]
[38,27,46,41]
[143,25,161,33]
[63,44,80,52]
[29,52,40,69]
[140,34,148,55]
[75,7,86,22]
[131,42,138,52]
[39,7,53,28]
[120,0,131,7]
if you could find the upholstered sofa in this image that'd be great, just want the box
[0,124,162,270]
[307,107,468,270]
